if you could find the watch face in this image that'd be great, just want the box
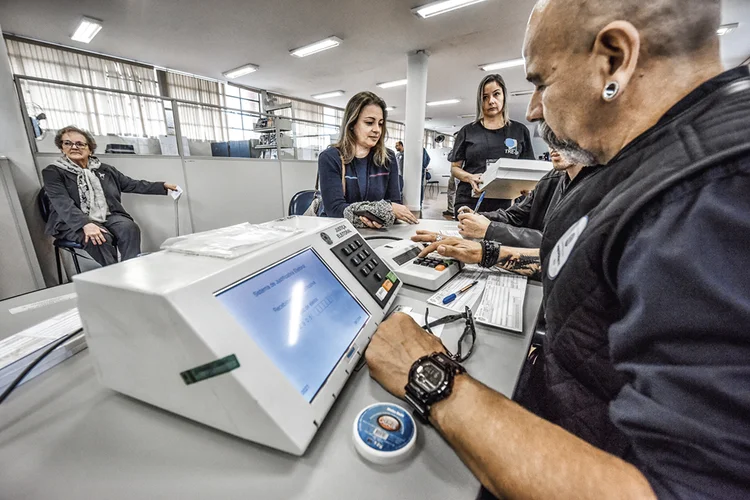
[415,360,445,392]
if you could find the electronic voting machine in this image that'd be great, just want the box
[74,217,402,455]
[375,239,462,291]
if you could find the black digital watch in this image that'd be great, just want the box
[404,352,466,424]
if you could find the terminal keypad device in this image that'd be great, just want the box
[374,239,462,291]
[75,217,401,456]
[332,235,399,308]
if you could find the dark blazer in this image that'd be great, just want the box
[42,162,166,237]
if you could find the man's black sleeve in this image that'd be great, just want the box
[608,162,750,499]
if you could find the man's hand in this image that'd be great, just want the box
[83,222,108,246]
[392,203,419,224]
[411,229,449,243]
[418,237,482,264]
[458,213,491,239]
[164,182,178,191]
[365,312,446,398]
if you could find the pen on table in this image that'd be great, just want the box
[443,280,479,304]
[474,192,486,212]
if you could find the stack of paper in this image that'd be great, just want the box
[0,308,87,393]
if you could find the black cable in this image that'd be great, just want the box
[0,327,83,405]
[363,235,402,242]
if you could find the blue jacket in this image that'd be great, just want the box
[318,147,401,218]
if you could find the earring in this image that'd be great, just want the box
[602,82,620,101]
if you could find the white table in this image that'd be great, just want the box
[0,220,542,500]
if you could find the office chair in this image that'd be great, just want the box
[288,190,318,216]
[37,188,84,285]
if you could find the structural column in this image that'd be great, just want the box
[402,50,428,212]
[0,26,49,295]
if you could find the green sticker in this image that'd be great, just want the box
[180,354,240,385]
[386,271,399,285]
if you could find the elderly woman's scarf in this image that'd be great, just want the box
[53,155,109,223]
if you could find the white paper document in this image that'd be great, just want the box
[475,274,527,332]
[427,271,486,312]
[169,185,183,200]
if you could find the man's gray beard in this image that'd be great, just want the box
[538,120,598,166]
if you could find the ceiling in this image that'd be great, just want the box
[1,0,749,134]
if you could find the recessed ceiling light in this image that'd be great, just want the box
[385,106,396,111]
[71,16,103,43]
[480,58,525,72]
[717,23,739,36]
[427,99,460,107]
[412,0,487,19]
[377,79,408,89]
[290,37,342,58]
[222,63,259,79]
[312,90,345,100]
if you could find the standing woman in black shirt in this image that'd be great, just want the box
[448,74,535,217]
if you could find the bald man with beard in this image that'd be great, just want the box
[364,1,750,498]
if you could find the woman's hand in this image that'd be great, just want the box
[458,213,491,239]
[468,173,483,194]
[359,216,383,229]
[83,223,109,246]
[391,203,419,224]
[164,182,178,191]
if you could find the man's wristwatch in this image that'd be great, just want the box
[404,352,466,424]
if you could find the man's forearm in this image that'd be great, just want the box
[431,376,656,500]
[494,246,542,280]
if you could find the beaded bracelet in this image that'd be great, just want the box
[480,240,501,268]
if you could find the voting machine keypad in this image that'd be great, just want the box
[332,236,399,308]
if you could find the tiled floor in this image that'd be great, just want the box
[420,185,454,221]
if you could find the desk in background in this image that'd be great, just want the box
[0,220,542,500]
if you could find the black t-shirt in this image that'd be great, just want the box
[448,120,535,204]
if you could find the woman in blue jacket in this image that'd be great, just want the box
[318,91,417,228]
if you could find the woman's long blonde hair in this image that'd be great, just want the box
[333,91,390,167]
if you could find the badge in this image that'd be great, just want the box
[547,216,588,280]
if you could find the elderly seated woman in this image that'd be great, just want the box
[42,125,177,267]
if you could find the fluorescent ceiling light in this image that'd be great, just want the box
[480,58,525,72]
[510,90,534,97]
[459,113,475,119]
[222,63,259,79]
[412,0,487,19]
[290,36,342,58]
[71,16,103,43]
[312,90,344,100]
[427,99,460,107]
[377,79,408,89]
[385,106,396,111]
[717,23,739,36]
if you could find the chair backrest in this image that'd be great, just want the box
[37,187,52,223]
[288,190,318,216]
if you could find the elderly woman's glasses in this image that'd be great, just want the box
[62,140,88,149]
[422,306,477,363]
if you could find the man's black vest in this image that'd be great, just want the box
[529,67,750,458]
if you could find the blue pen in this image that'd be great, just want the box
[442,280,479,304]
[474,192,486,212]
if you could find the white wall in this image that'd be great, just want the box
[279,160,317,214]
[425,147,453,187]
[183,158,284,232]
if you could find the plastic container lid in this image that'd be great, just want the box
[352,402,417,465]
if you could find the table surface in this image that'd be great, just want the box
[0,219,542,500]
